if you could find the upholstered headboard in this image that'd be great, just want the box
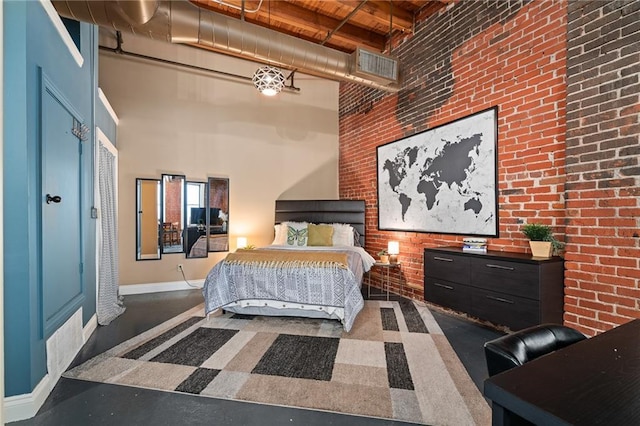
[274,200,366,246]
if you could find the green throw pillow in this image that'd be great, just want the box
[307,224,334,246]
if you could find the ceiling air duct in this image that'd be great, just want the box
[52,0,401,92]
[351,48,399,85]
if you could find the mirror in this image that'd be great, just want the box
[161,174,185,254]
[208,177,229,252]
[184,181,208,258]
[136,178,161,260]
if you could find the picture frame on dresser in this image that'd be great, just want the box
[377,107,499,237]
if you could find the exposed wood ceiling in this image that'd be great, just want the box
[191,0,450,54]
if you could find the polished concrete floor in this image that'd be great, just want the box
[12,288,503,425]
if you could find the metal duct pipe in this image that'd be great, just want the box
[52,0,400,92]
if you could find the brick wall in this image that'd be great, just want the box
[340,0,639,335]
[210,179,229,220]
[164,179,182,224]
[564,0,640,335]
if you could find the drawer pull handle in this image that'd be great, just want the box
[486,264,514,271]
[433,256,453,262]
[434,282,454,290]
[486,295,515,304]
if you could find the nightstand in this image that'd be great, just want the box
[367,262,402,301]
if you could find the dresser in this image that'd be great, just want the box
[424,247,564,330]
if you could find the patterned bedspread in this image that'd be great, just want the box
[202,247,366,331]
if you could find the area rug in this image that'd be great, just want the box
[64,300,490,425]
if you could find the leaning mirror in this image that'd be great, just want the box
[208,177,229,252]
[161,174,185,254]
[136,178,161,260]
[184,181,208,258]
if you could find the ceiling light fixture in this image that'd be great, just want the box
[252,0,285,96]
[252,66,285,96]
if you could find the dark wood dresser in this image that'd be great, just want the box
[423,247,564,330]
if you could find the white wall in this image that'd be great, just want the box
[99,33,340,286]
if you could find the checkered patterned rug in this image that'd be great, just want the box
[64,300,489,425]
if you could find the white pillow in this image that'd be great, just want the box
[331,223,355,246]
[272,224,288,245]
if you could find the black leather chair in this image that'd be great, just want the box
[484,323,587,377]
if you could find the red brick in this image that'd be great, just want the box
[598,312,634,325]
[617,288,640,299]
[616,307,640,319]
[579,265,616,277]
[598,293,635,307]
[597,274,637,287]
[566,288,596,300]
[617,267,640,279]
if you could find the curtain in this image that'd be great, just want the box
[96,141,125,325]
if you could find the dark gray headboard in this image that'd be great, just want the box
[275,200,366,246]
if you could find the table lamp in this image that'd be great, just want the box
[237,237,247,250]
[388,241,399,264]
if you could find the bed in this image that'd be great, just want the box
[202,200,374,331]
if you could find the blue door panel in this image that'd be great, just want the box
[41,74,84,337]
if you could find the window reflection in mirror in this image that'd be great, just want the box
[208,177,229,252]
[136,178,161,260]
[161,174,185,254]
[184,181,208,258]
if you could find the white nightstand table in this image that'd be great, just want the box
[367,262,402,301]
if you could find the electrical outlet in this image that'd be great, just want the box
[177,264,183,272]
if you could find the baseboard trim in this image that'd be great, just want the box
[4,309,98,422]
[4,370,53,423]
[83,314,98,342]
[119,280,204,296]
[4,284,201,421]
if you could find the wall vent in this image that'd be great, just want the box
[351,48,399,85]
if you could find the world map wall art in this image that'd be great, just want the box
[377,107,499,237]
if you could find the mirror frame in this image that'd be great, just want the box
[161,174,186,255]
[135,178,161,261]
[208,177,230,253]
[184,180,209,259]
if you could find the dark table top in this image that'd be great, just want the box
[484,319,640,425]
[425,246,564,264]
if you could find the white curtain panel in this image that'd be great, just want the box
[96,140,125,325]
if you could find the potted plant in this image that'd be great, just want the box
[377,249,389,264]
[522,223,564,258]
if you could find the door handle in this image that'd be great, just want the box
[46,194,62,204]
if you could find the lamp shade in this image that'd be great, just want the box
[388,241,400,255]
[252,66,285,96]
[237,237,247,249]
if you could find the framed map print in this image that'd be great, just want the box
[377,107,499,237]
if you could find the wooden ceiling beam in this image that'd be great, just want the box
[335,0,414,32]
[266,1,387,50]
[192,0,386,51]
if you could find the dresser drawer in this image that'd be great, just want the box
[424,278,472,313]
[424,251,471,285]
[470,258,539,300]
[471,288,539,330]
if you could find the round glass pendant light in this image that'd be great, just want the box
[252,66,286,96]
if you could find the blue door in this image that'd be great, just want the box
[41,76,84,337]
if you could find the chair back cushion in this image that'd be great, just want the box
[484,324,587,376]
